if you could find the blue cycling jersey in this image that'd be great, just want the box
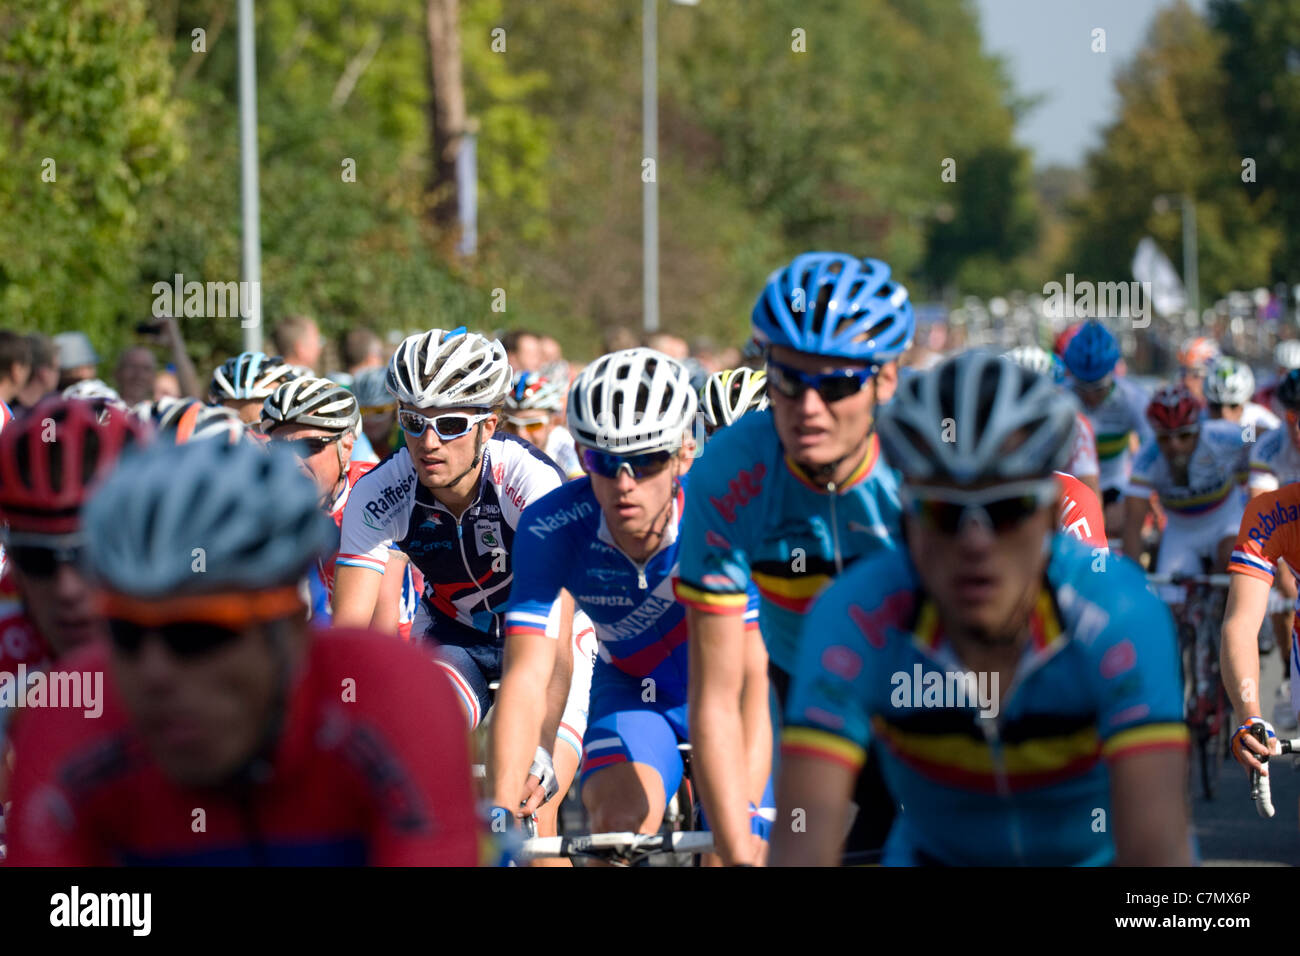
[783,533,1188,866]
[675,409,902,675]
[505,472,758,703]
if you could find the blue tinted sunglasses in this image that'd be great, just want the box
[766,359,879,403]
[579,446,675,480]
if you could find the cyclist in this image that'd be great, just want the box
[1257,339,1300,416]
[499,349,768,858]
[331,328,566,728]
[1205,355,1278,433]
[260,376,415,638]
[1123,384,1249,601]
[133,396,246,444]
[676,251,913,866]
[1005,345,1101,499]
[1246,367,1300,731]
[773,350,1190,866]
[698,367,769,439]
[1177,336,1221,406]
[208,351,303,425]
[352,366,402,461]
[4,438,478,865]
[1062,320,1153,534]
[500,371,582,480]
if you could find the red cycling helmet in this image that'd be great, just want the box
[0,397,148,537]
[1053,323,1083,359]
[1146,384,1202,431]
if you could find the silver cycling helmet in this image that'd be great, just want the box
[62,378,123,404]
[699,367,769,432]
[877,349,1076,484]
[386,327,511,409]
[352,366,394,412]
[210,351,303,402]
[84,439,337,599]
[1204,356,1255,406]
[187,404,250,445]
[261,376,360,435]
[567,347,697,455]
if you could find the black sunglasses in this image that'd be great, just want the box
[270,433,343,458]
[766,359,879,404]
[9,543,86,578]
[107,618,245,660]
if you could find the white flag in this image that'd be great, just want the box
[1131,237,1186,318]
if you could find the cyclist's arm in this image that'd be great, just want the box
[1079,472,1101,500]
[539,591,575,752]
[1121,494,1150,560]
[1222,573,1272,772]
[333,564,384,630]
[742,626,771,813]
[369,555,406,635]
[491,630,558,812]
[686,607,755,865]
[1108,749,1191,865]
[770,750,855,866]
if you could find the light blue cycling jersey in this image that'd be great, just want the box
[675,409,902,675]
[783,533,1187,866]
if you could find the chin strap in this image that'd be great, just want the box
[437,422,488,491]
[795,378,879,489]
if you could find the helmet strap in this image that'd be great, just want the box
[437,421,487,492]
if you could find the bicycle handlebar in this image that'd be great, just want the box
[1251,730,1299,819]
[1145,572,1233,587]
[518,830,714,861]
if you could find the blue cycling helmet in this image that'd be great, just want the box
[752,252,914,363]
[1062,321,1120,383]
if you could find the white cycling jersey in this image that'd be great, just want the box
[1079,376,1153,495]
[1127,418,1249,579]
[1239,401,1280,434]
[1248,424,1300,493]
[1066,412,1100,481]
[545,424,584,480]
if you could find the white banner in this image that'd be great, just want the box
[1131,237,1186,318]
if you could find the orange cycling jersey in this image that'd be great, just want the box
[1228,484,1300,582]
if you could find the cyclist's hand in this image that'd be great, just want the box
[1231,717,1276,774]
[519,746,558,815]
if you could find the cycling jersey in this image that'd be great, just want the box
[1078,377,1153,495]
[0,571,50,746]
[1239,402,1280,434]
[675,409,902,676]
[338,434,564,647]
[545,425,584,481]
[314,460,416,639]
[1248,424,1300,493]
[783,533,1186,866]
[4,629,479,865]
[1056,471,1107,551]
[1066,413,1099,483]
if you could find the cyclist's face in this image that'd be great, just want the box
[587,449,690,541]
[223,398,264,425]
[111,618,305,788]
[401,403,496,490]
[266,422,351,500]
[1071,376,1111,409]
[1155,427,1199,467]
[13,561,103,656]
[906,481,1055,641]
[1180,368,1205,402]
[1211,403,1242,423]
[504,411,552,450]
[767,347,895,470]
[361,408,395,445]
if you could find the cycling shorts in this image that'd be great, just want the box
[1154,503,1244,602]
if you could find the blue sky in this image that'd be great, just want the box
[972,0,1209,169]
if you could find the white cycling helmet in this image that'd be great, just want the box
[567,348,697,455]
[877,350,1076,484]
[699,367,769,432]
[506,371,564,413]
[386,327,511,409]
[1003,345,1065,385]
[84,439,337,600]
[1204,356,1255,406]
[1276,340,1300,371]
[63,378,124,405]
[210,351,303,402]
[261,376,360,435]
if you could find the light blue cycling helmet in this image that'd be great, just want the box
[751,252,914,363]
[1061,321,1120,383]
[210,351,302,402]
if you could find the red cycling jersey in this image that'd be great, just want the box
[0,570,50,681]
[1056,471,1108,551]
[4,627,479,866]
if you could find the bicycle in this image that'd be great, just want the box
[1250,725,1300,818]
[1147,571,1233,800]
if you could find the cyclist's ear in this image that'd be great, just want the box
[677,437,697,475]
[481,410,499,439]
[873,361,899,406]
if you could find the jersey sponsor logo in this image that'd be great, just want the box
[475,518,504,556]
[604,594,676,640]
[488,460,528,509]
[1247,498,1300,547]
[821,644,862,680]
[577,593,635,607]
[1100,639,1137,679]
[705,529,732,550]
[709,463,767,524]
[847,591,915,650]
[475,503,501,516]
[407,538,454,553]
[364,472,418,525]
[587,566,626,583]
[528,499,596,538]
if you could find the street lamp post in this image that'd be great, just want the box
[1153,193,1199,324]
[237,0,263,351]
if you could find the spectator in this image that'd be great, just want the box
[0,330,32,408]
[691,336,722,375]
[114,346,157,406]
[602,326,640,354]
[501,328,542,372]
[538,334,563,367]
[53,331,99,390]
[646,332,689,360]
[15,333,58,412]
[271,314,323,371]
[341,327,384,375]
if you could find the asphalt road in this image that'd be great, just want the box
[1194,643,1300,866]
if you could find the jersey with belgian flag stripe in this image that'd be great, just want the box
[783,532,1185,866]
[674,408,903,675]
